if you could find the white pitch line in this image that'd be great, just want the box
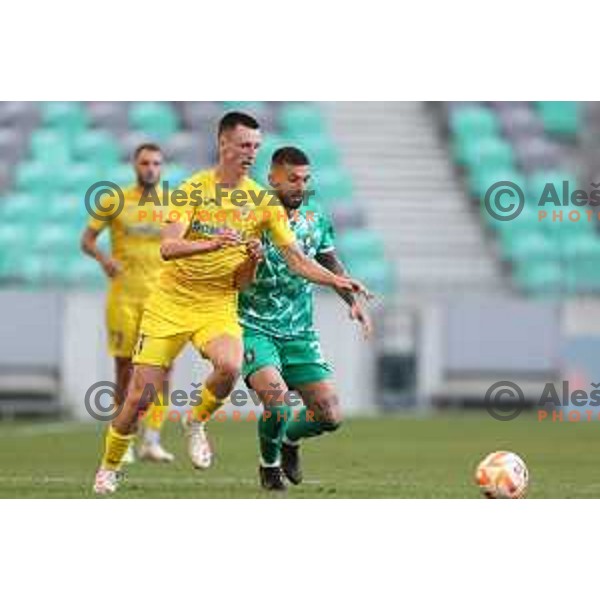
[0,423,92,438]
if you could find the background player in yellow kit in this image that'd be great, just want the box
[93,112,370,494]
[81,143,174,464]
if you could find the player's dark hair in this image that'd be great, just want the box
[218,111,260,137]
[134,143,162,159]
[271,146,310,167]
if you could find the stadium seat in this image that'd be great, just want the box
[87,102,130,133]
[279,104,326,136]
[501,231,554,260]
[180,102,223,131]
[513,135,563,173]
[0,127,28,163]
[41,102,88,136]
[513,260,564,295]
[313,170,353,206]
[344,257,395,295]
[496,104,544,140]
[336,230,385,262]
[535,102,580,137]
[449,106,500,142]
[14,161,52,194]
[129,102,179,140]
[164,132,212,168]
[59,163,99,194]
[29,129,72,164]
[72,131,121,167]
[468,167,526,199]
[0,193,42,224]
[459,136,515,170]
[526,169,578,206]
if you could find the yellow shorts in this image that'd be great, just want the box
[133,290,242,369]
[106,295,146,358]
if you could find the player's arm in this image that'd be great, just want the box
[80,226,120,278]
[279,242,370,297]
[160,221,241,261]
[316,250,355,306]
[233,239,264,290]
[317,249,373,338]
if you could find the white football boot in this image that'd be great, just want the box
[138,442,175,463]
[185,420,213,469]
[121,444,136,464]
[93,469,119,495]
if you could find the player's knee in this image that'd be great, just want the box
[214,359,241,387]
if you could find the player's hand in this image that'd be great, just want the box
[349,302,373,339]
[214,229,243,249]
[333,276,373,301]
[245,238,264,263]
[101,257,121,278]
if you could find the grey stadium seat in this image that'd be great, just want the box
[87,102,130,134]
[497,105,544,139]
[513,135,563,173]
[0,128,28,163]
[163,132,214,168]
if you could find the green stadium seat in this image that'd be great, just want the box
[59,163,99,194]
[313,169,353,204]
[513,260,564,295]
[222,101,266,111]
[460,136,515,170]
[287,133,340,169]
[105,163,133,187]
[336,230,385,262]
[526,169,578,206]
[536,102,580,137]
[72,131,121,167]
[41,102,88,136]
[279,104,325,136]
[30,129,72,164]
[344,257,395,295]
[34,223,80,253]
[450,106,500,141]
[129,102,179,140]
[14,161,53,194]
[469,167,526,199]
[501,231,554,260]
[0,193,42,224]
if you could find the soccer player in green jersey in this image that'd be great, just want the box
[237,146,373,491]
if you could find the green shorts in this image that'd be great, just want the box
[242,329,333,388]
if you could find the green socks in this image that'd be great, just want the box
[284,407,341,443]
[258,403,292,466]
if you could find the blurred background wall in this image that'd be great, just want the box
[0,101,594,419]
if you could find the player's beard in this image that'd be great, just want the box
[280,192,305,211]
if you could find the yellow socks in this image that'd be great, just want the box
[101,426,135,471]
[192,385,225,422]
[143,391,167,432]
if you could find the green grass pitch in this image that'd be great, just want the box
[0,412,598,498]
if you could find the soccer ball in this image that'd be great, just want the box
[475,451,529,499]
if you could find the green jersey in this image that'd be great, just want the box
[239,204,335,339]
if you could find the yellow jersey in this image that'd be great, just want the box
[87,184,164,301]
[141,168,296,337]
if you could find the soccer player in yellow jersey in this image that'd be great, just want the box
[93,112,369,494]
[82,143,174,465]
